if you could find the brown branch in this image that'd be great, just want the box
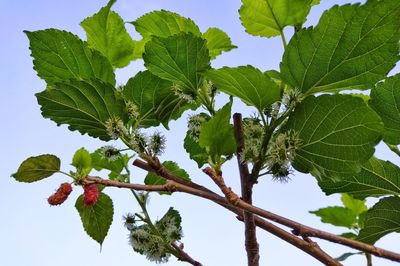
[86,176,340,265]
[233,113,259,266]
[171,243,203,266]
[127,162,400,263]
[202,167,241,204]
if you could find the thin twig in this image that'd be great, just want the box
[171,243,203,266]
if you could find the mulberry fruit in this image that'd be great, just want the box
[83,184,99,206]
[48,183,73,206]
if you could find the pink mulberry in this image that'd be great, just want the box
[83,184,99,206]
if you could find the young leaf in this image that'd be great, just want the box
[36,79,128,141]
[184,133,209,168]
[357,196,400,244]
[25,29,115,86]
[12,155,60,183]
[132,10,201,39]
[318,157,400,199]
[283,94,383,179]
[202,28,237,59]
[280,1,400,94]
[156,207,183,241]
[143,33,211,93]
[123,71,196,128]
[75,192,114,245]
[91,148,129,175]
[341,194,367,216]
[205,66,280,111]
[239,0,313,38]
[369,74,400,145]
[310,206,357,229]
[199,102,236,158]
[72,147,92,175]
[335,252,363,262]
[80,0,136,68]
[145,161,190,195]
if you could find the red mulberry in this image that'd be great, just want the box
[48,183,73,206]
[83,184,99,206]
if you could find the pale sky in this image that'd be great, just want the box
[1,0,398,265]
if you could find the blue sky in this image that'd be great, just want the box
[1,0,398,265]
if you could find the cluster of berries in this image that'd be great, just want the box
[47,183,99,207]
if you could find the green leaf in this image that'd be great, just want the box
[143,33,211,93]
[72,147,92,175]
[36,79,127,141]
[80,0,136,68]
[310,206,357,229]
[318,157,400,199]
[145,161,190,195]
[25,29,115,86]
[205,66,280,111]
[341,194,367,215]
[369,74,400,145]
[156,207,183,241]
[357,196,400,244]
[202,28,237,59]
[132,10,201,39]
[91,148,129,175]
[335,252,363,262]
[184,133,209,168]
[75,192,114,245]
[239,0,313,38]
[340,232,358,239]
[12,155,60,183]
[280,1,400,94]
[284,94,383,179]
[123,71,196,128]
[199,102,236,158]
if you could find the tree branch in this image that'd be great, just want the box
[126,162,400,263]
[234,113,260,266]
[171,242,203,266]
[86,175,340,265]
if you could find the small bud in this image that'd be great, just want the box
[105,116,128,140]
[171,84,195,103]
[83,184,99,206]
[99,145,121,162]
[148,132,166,156]
[48,183,73,206]
[187,113,209,141]
[126,101,140,119]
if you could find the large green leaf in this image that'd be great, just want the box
[143,33,211,93]
[357,196,400,244]
[132,10,201,39]
[369,74,400,145]
[280,0,400,94]
[25,29,115,86]
[284,94,382,179]
[145,161,190,195]
[202,28,237,59]
[123,71,195,128]
[310,206,357,229]
[80,0,136,68]
[12,155,60,183]
[36,79,127,141]
[205,66,280,111]
[318,157,400,199]
[75,192,114,245]
[72,147,92,176]
[239,0,313,38]
[199,102,236,158]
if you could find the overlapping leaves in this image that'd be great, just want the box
[280,0,400,94]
